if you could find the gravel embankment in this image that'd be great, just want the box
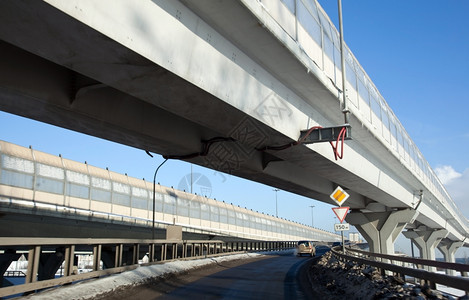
[308,251,467,300]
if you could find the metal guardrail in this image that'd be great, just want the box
[0,237,294,298]
[331,247,469,293]
[3,270,25,277]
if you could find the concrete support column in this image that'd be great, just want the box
[0,250,21,287]
[437,241,464,275]
[347,208,418,255]
[38,249,65,280]
[403,229,448,272]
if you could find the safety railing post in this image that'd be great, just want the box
[149,243,155,262]
[161,243,166,261]
[25,246,41,284]
[93,244,102,271]
[115,244,123,267]
[132,244,140,264]
[64,245,76,276]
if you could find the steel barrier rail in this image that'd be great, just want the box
[0,237,295,298]
[344,247,469,276]
[331,247,469,293]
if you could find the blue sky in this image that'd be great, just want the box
[321,0,469,173]
[1,1,468,257]
[320,0,469,257]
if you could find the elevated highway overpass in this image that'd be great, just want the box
[0,0,467,264]
[0,140,338,243]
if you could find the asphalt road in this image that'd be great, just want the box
[100,253,317,300]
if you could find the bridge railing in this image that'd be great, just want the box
[0,237,295,298]
[259,0,468,229]
[331,246,469,293]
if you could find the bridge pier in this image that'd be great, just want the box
[403,229,448,272]
[347,208,418,255]
[437,240,464,275]
[37,248,66,280]
[0,250,21,287]
[101,245,140,268]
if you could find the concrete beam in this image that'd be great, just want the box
[403,229,448,271]
[346,211,379,253]
[347,208,418,255]
[437,240,464,275]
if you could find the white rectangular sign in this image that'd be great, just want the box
[334,223,350,231]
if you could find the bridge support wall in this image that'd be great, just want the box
[347,209,418,255]
[403,229,448,272]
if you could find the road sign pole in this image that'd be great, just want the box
[330,186,350,254]
[341,231,345,253]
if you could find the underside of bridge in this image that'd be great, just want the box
[0,0,378,214]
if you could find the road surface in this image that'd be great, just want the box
[98,252,317,299]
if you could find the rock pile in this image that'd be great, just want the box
[309,251,467,300]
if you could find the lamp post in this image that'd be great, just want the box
[309,205,315,227]
[338,0,349,124]
[146,151,168,240]
[273,189,279,217]
[151,159,168,240]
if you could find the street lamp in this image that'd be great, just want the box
[145,151,168,240]
[309,205,315,227]
[151,159,168,240]
[273,189,279,217]
[338,0,349,125]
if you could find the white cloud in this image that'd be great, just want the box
[436,166,469,219]
[434,165,462,185]
[397,165,469,257]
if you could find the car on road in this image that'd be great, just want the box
[296,241,316,257]
[314,245,331,256]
